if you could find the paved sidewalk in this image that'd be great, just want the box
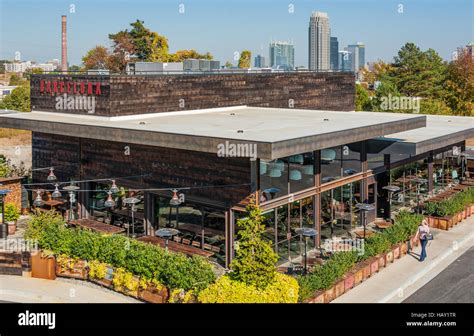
[332,216,474,303]
[0,275,140,303]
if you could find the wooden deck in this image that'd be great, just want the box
[69,218,126,235]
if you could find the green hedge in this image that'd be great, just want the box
[25,211,215,292]
[424,187,474,217]
[297,211,423,301]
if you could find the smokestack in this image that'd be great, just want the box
[61,15,67,72]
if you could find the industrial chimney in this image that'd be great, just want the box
[61,15,67,72]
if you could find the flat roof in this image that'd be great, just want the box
[379,115,474,155]
[0,106,425,160]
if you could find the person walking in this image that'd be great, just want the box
[414,219,430,262]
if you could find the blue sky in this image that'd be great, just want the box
[1,0,473,66]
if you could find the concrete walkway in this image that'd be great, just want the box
[0,275,140,303]
[332,216,474,303]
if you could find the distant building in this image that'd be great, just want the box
[308,12,330,70]
[347,42,365,72]
[34,63,56,72]
[338,50,352,71]
[4,61,31,73]
[0,85,17,100]
[269,41,295,70]
[454,42,474,60]
[126,62,184,74]
[254,54,266,68]
[330,37,339,70]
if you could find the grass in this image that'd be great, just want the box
[0,129,31,145]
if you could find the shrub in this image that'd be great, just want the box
[229,200,278,289]
[297,251,358,301]
[25,212,215,292]
[199,273,299,303]
[423,187,474,217]
[4,203,20,223]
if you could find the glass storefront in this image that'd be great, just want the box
[154,195,226,265]
[320,181,361,241]
[321,143,362,183]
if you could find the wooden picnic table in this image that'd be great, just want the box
[354,230,376,239]
[111,209,145,221]
[137,236,214,258]
[43,199,65,207]
[69,218,126,235]
[177,223,224,237]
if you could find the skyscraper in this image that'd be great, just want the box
[347,42,365,72]
[254,54,266,68]
[330,37,339,70]
[269,41,295,70]
[308,12,330,70]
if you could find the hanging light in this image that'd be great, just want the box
[104,191,115,208]
[269,168,282,178]
[289,170,302,181]
[170,189,181,206]
[110,180,119,194]
[52,184,62,198]
[33,190,44,207]
[47,167,57,181]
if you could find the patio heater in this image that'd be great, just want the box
[295,227,318,275]
[169,189,181,228]
[63,184,80,221]
[123,197,141,238]
[355,203,376,239]
[382,185,400,221]
[413,178,428,213]
[155,228,180,252]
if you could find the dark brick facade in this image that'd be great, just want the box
[30,72,354,117]
[32,132,251,207]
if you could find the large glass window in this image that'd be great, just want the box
[321,143,362,184]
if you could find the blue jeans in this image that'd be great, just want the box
[419,238,428,261]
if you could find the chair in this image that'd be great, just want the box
[191,241,201,248]
[203,243,213,251]
[182,238,191,245]
[452,170,459,183]
[173,236,182,243]
[211,246,221,253]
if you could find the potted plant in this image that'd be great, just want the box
[31,250,56,280]
[4,203,20,235]
[112,267,140,299]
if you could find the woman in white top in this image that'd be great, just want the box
[414,219,430,262]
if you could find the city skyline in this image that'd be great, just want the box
[0,0,472,67]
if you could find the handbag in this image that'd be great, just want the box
[425,233,434,241]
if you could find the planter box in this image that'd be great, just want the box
[437,216,452,231]
[392,245,401,260]
[361,261,371,281]
[138,286,169,304]
[385,250,394,264]
[353,266,364,286]
[31,252,56,280]
[369,257,379,274]
[306,290,325,303]
[334,279,345,299]
[470,204,474,215]
[324,286,336,303]
[89,266,114,289]
[56,258,88,280]
[378,254,386,269]
[7,222,16,235]
[400,241,408,256]
[426,216,436,228]
[343,272,355,292]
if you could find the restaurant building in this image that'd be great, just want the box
[0,72,473,267]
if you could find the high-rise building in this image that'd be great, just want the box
[347,42,365,72]
[308,12,330,70]
[254,54,266,68]
[338,51,352,71]
[330,37,339,70]
[269,41,294,70]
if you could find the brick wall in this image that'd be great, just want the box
[31,72,355,117]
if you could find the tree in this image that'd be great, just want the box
[9,74,27,86]
[371,80,401,112]
[391,43,447,99]
[360,60,393,85]
[82,45,114,70]
[68,65,82,72]
[224,61,233,69]
[0,84,30,112]
[238,50,251,69]
[444,51,474,116]
[419,99,452,115]
[355,84,372,111]
[167,49,213,62]
[229,199,278,289]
